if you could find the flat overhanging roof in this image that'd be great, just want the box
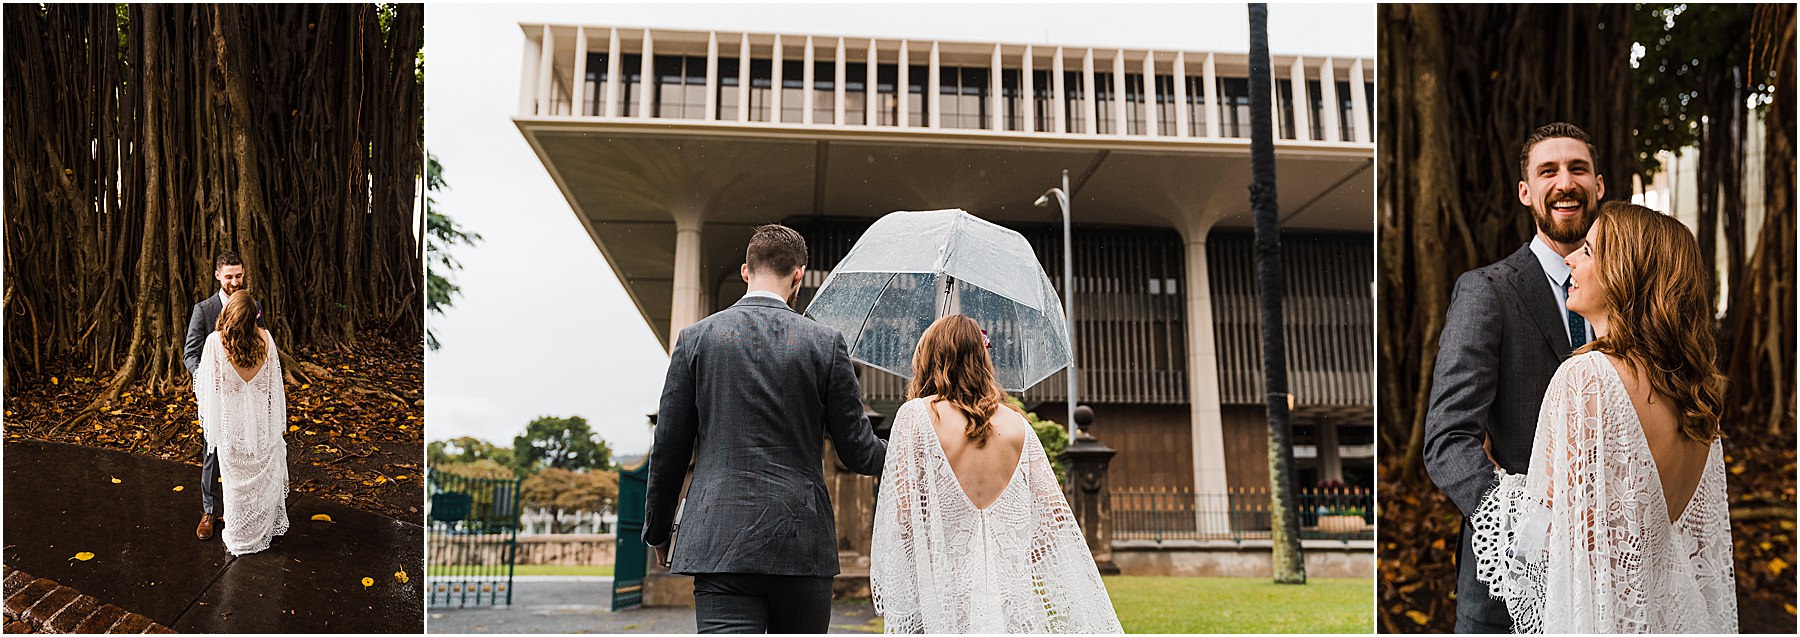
[517,117,1372,350]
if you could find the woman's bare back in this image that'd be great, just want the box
[1608,356,1711,524]
[925,397,1028,510]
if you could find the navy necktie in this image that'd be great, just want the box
[1562,277,1589,348]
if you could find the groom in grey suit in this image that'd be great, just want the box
[1425,122,1604,632]
[644,223,887,633]
[184,251,250,541]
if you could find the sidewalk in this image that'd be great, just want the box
[426,579,881,633]
[1,439,423,633]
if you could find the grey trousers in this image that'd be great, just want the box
[693,573,834,634]
[200,449,222,516]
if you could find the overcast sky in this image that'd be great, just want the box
[422,1,1377,457]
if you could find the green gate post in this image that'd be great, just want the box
[613,460,649,610]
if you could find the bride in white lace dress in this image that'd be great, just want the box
[194,290,290,556]
[871,315,1121,634]
[1472,202,1735,633]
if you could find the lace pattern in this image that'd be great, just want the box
[1471,351,1736,633]
[195,332,291,556]
[871,398,1122,633]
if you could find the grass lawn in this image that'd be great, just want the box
[1102,576,1372,633]
[849,576,1372,633]
[426,564,614,577]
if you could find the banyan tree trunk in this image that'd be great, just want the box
[2,4,423,418]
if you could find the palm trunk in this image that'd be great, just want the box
[1247,3,1306,585]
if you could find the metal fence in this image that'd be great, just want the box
[427,471,524,608]
[1112,486,1373,542]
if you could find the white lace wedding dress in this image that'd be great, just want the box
[871,398,1122,634]
[1471,351,1736,633]
[195,331,291,556]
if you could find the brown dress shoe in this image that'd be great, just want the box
[197,513,215,541]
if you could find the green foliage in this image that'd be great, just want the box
[428,436,518,474]
[514,415,615,473]
[1009,397,1069,486]
[425,151,482,350]
[521,467,620,533]
[434,458,515,481]
[1631,4,1771,178]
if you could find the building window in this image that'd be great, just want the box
[811,60,836,124]
[1124,73,1146,135]
[1031,70,1054,132]
[1001,68,1023,131]
[1305,79,1326,141]
[843,62,868,126]
[780,60,805,123]
[1093,71,1115,134]
[716,57,739,121]
[1185,75,1209,135]
[1155,75,1178,135]
[874,63,899,126]
[1276,76,1295,140]
[583,52,607,116]
[940,65,989,130]
[1218,77,1250,138]
[1063,70,1087,133]
[747,58,773,122]
[1334,80,1356,142]
[652,55,706,120]
[907,64,929,125]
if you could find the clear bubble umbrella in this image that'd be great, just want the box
[805,209,1071,392]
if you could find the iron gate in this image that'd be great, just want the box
[612,460,648,610]
[427,471,523,607]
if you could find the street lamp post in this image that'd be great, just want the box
[1034,169,1076,438]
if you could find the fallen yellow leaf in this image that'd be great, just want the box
[395,475,409,481]
[51,377,59,385]
[72,552,94,561]
[1405,610,1429,625]
[375,476,387,484]
[311,514,333,523]
[289,425,300,432]
[394,571,409,584]
[173,486,184,492]
[1769,557,1789,576]
[110,477,121,484]
[361,577,374,588]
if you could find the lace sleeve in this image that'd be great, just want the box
[195,335,223,457]
[1023,434,1123,633]
[870,400,928,634]
[1680,443,1738,632]
[1472,354,1609,633]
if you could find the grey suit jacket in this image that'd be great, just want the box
[1424,242,1574,629]
[184,295,226,376]
[184,293,264,376]
[642,295,887,577]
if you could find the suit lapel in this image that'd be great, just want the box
[1502,243,1573,359]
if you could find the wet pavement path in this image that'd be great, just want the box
[426,579,881,633]
[2,439,422,633]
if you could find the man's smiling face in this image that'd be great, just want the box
[1518,136,1605,245]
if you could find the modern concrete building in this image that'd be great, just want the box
[514,24,1374,547]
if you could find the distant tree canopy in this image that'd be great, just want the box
[428,436,516,471]
[514,415,615,474]
[521,468,619,534]
[2,4,424,410]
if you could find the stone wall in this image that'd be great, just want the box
[1112,539,1375,578]
[513,534,615,566]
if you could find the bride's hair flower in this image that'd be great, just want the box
[980,328,991,350]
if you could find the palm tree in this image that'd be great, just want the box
[1247,2,1306,584]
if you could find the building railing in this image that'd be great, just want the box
[1112,486,1372,543]
[518,25,1374,145]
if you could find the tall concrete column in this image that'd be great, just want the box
[1317,420,1343,483]
[670,210,705,346]
[1179,217,1230,532]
